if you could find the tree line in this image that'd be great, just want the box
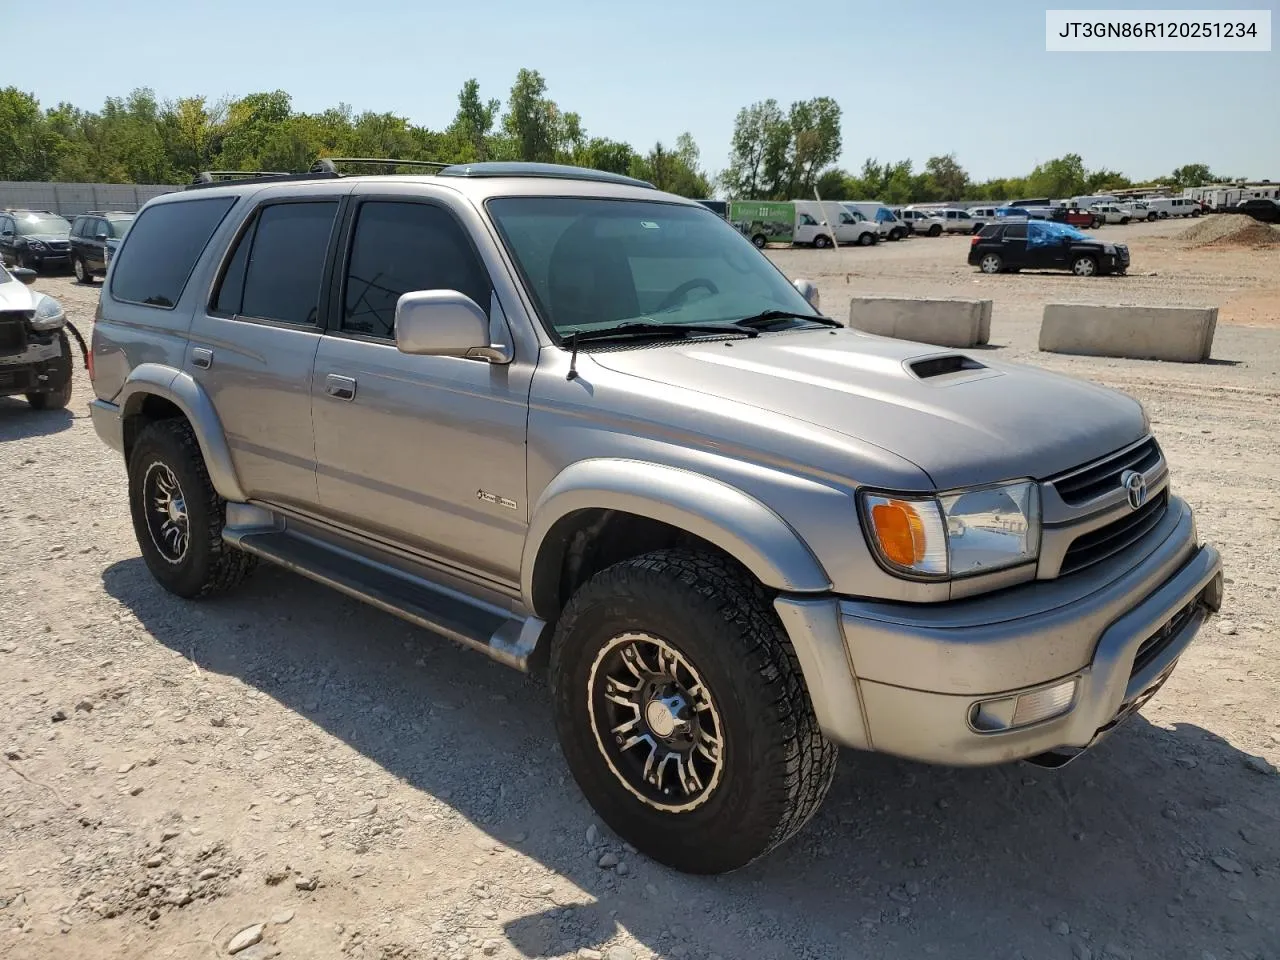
[1,76,1237,204]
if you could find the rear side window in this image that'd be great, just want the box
[214,201,339,326]
[110,197,236,308]
[1004,222,1027,239]
[340,201,490,340]
[978,224,1001,238]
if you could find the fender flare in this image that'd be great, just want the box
[117,363,246,503]
[521,458,831,615]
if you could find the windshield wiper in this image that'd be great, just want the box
[563,321,759,381]
[733,309,843,330]
[564,321,760,345]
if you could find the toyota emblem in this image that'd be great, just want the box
[1121,470,1147,510]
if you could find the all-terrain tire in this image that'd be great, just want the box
[549,548,837,875]
[127,419,257,599]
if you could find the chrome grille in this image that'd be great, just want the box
[1059,491,1168,575]
[1052,437,1161,505]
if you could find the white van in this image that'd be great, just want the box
[792,200,879,247]
[844,202,908,241]
[1072,194,1119,210]
[1144,197,1202,219]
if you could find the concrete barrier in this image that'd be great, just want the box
[847,296,993,349]
[1039,304,1218,363]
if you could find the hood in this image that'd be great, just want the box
[21,233,69,243]
[587,328,1146,491]
[0,274,38,311]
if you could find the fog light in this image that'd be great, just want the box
[972,678,1078,732]
[1012,679,1078,727]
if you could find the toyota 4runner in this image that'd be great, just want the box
[89,160,1224,875]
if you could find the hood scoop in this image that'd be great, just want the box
[906,353,996,384]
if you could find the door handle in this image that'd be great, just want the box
[325,374,357,401]
[192,347,213,369]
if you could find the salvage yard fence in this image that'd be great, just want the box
[0,181,181,217]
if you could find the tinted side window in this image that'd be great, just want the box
[341,201,490,340]
[110,197,237,308]
[238,202,338,326]
[1004,222,1027,240]
[71,218,85,238]
[978,224,1001,238]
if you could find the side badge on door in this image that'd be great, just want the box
[477,489,519,511]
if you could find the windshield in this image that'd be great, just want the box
[107,217,134,238]
[485,197,818,337]
[15,215,70,236]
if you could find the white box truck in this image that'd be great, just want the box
[792,200,880,247]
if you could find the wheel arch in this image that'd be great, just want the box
[118,363,246,503]
[523,459,831,620]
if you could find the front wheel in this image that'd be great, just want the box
[813,234,830,249]
[1191,208,1201,217]
[1120,217,1130,225]
[979,252,1004,274]
[550,549,837,875]
[127,419,257,599]
[929,224,942,237]
[1147,212,1158,221]
[751,234,767,249]
[1072,255,1099,277]
[73,255,94,284]
[858,231,875,246]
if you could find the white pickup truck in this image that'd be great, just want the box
[1089,204,1134,225]
[897,209,944,236]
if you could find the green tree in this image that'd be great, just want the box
[721,99,787,199]
[1168,163,1220,187]
[1025,153,1087,199]
[924,153,969,201]
[447,79,500,161]
[0,87,63,180]
[502,69,561,163]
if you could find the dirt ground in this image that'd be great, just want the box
[2,216,1278,960]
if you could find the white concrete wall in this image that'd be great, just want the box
[848,296,993,349]
[1039,304,1218,363]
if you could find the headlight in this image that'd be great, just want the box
[861,480,1041,579]
[26,239,47,250]
[30,295,66,331]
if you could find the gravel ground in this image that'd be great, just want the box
[2,216,1278,960]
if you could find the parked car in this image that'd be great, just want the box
[1090,204,1133,225]
[967,206,999,228]
[1123,201,1157,221]
[933,208,982,234]
[969,219,1130,276]
[897,209,944,236]
[1143,197,1201,219]
[89,159,1219,875]
[69,211,135,284]
[844,202,908,241]
[0,261,75,409]
[0,210,73,272]
[794,200,879,247]
[1057,208,1101,229]
[1235,198,1280,223]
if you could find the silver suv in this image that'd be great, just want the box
[88,160,1224,875]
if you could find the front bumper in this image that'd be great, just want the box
[0,338,65,395]
[779,495,1223,766]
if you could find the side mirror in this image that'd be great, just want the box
[792,277,820,309]
[394,289,512,363]
[12,267,37,285]
[95,231,109,241]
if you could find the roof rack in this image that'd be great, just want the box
[186,169,340,191]
[310,157,451,174]
[436,161,655,189]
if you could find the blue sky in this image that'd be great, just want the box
[12,0,1278,183]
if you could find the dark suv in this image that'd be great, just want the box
[968,219,1129,277]
[69,211,135,283]
[1235,198,1280,224]
[0,210,73,272]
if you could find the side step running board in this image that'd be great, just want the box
[226,529,544,671]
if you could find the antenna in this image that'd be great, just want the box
[566,331,581,381]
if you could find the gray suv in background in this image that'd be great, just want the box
[89,160,1224,874]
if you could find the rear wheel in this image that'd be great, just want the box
[127,419,257,599]
[73,255,94,284]
[550,549,837,875]
[751,234,767,249]
[1072,255,1098,277]
[979,253,1004,274]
